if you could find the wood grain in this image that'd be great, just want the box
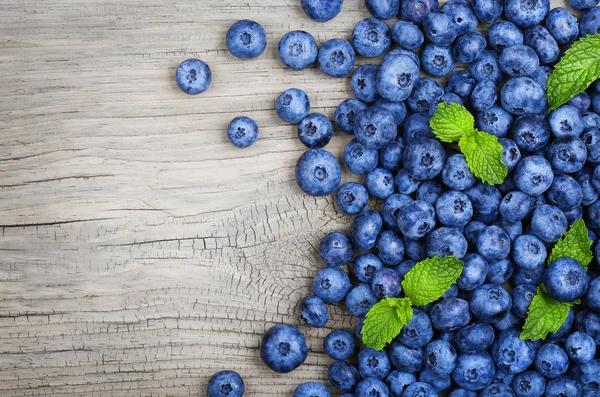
[0,0,572,395]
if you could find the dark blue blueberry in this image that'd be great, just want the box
[544,257,588,302]
[376,230,405,266]
[534,344,569,379]
[366,167,395,199]
[301,0,343,22]
[320,232,353,267]
[400,0,440,26]
[491,329,536,374]
[487,21,524,51]
[446,71,476,102]
[416,180,444,205]
[227,117,259,148]
[525,26,559,65]
[381,193,414,230]
[430,298,472,331]
[260,324,307,373]
[298,113,333,149]
[354,253,384,283]
[547,174,583,211]
[470,283,512,322]
[375,100,408,126]
[544,377,582,397]
[531,204,567,243]
[466,184,502,224]
[476,104,514,138]
[386,370,416,397]
[351,210,383,251]
[512,263,544,286]
[343,139,379,175]
[380,139,406,173]
[403,137,445,181]
[425,340,457,376]
[512,234,546,270]
[313,267,351,304]
[487,259,515,284]
[576,167,599,205]
[278,31,318,70]
[586,276,600,312]
[458,253,488,291]
[351,64,381,103]
[477,225,511,261]
[567,92,591,114]
[398,309,433,348]
[452,352,496,391]
[296,149,341,196]
[299,295,328,327]
[356,378,390,397]
[353,18,391,57]
[276,88,310,123]
[530,65,551,90]
[366,0,400,19]
[472,0,503,23]
[403,237,426,261]
[371,267,402,298]
[441,155,475,191]
[294,382,330,397]
[511,371,546,397]
[583,128,600,163]
[345,283,378,317]
[421,44,456,77]
[499,45,540,78]
[470,80,497,112]
[208,371,245,397]
[391,21,424,50]
[563,205,583,225]
[328,360,360,392]
[580,7,600,38]
[176,59,211,95]
[401,382,436,397]
[501,77,547,116]
[318,39,355,78]
[395,168,422,194]
[548,136,588,174]
[336,182,369,215]
[504,0,549,28]
[514,155,553,196]
[499,139,522,172]
[545,8,579,45]
[403,112,435,143]
[455,322,495,353]
[335,98,368,134]
[407,78,444,113]
[436,190,474,228]
[510,115,550,153]
[377,51,420,101]
[511,284,536,318]
[480,384,516,397]
[394,259,417,277]
[548,105,583,138]
[389,341,424,373]
[452,32,486,64]
[354,107,397,150]
[398,200,436,239]
[570,0,599,9]
[565,331,596,364]
[442,0,478,35]
[423,11,459,46]
[358,347,392,379]
[226,20,267,59]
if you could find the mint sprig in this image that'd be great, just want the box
[430,103,508,185]
[547,33,600,110]
[362,256,464,350]
[547,219,593,269]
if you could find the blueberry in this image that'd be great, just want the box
[544,257,588,302]
[299,295,328,327]
[395,168,422,194]
[380,139,406,173]
[375,100,408,126]
[294,382,330,397]
[425,340,457,376]
[549,136,588,174]
[421,44,456,77]
[366,0,400,19]
[501,77,547,116]
[470,283,512,322]
[298,113,333,149]
[452,352,496,391]
[351,64,381,103]
[574,310,600,343]
[530,65,551,90]
[465,183,502,224]
[511,371,546,397]
[512,234,546,270]
[436,191,474,228]
[487,258,515,284]
[226,20,267,59]
[565,331,596,364]
[423,11,459,46]
[397,309,433,348]
[328,360,360,392]
[318,39,355,78]
[366,168,395,199]
[491,329,536,374]
[403,237,426,261]
[260,324,307,373]
[480,384,517,397]
[579,7,600,37]
[352,210,383,251]
[208,371,245,397]
[548,105,584,138]
[418,368,451,392]
[356,377,390,397]
[376,231,405,266]
[416,180,444,205]
[403,137,446,181]
[446,71,477,102]
[452,32,486,64]
[345,283,378,317]
[336,182,369,215]
[358,347,392,380]
[353,253,383,283]
[353,18,391,57]
[509,284,536,319]
[301,0,343,22]
[487,21,524,51]
[586,276,600,312]
[500,191,534,223]
[475,104,514,138]
[472,0,503,23]
[319,232,353,268]
[430,298,472,331]
[389,341,424,373]
[454,323,495,353]
[570,0,599,9]
[381,193,414,230]
[354,108,397,150]
[344,139,379,175]
[442,0,477,36]
[458,253,488,291]
[547,174,583,210]
[407,78,444,113]
[400,0,440,26]
[512,264,545,286]
[524,26,559,65]
[499,45,540,78]
[533,344,569,379]
[477,225,511,261]
[567,92,591,114]
[440,155,475,191]
[403,112,435,143]
[278,31,318,70]
[275,88,310,123]
[377,51,420,101]
[544,376,582,397]
[401,382,436,397]
[296,149,341,196]
[398,200,436,239]
[585,111,600,131]
[313,267,351,304]
[531,204,567,243]
[545,8,579,45]
[504,0,549,28]
[227,117,259,148]
[514,156,554,196]
[470,80,497,113]
[394,259,417,277]
[323,329,356,362]
[176,59,211,95]
[386,371,416,397]
[371,267,402,298]
[391,21,424,50]
[577,168,600,205]
[335,98,368,134]
[583,128,600,163]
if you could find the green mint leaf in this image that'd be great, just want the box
[429,102,474,143]
[548,218,593,270]
[520,285,573,341]
[547,34,600,110]
[362,297,413,350]
[402,256,464,306]
[458,129,508,186]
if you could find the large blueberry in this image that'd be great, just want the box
[296,149,341,196]
[470,283,512,322]
[377,50,420,101]
[176,59,212,95]
[403,137,445,181]
[301,0,343,22]
[354,107,397,150]
[226,20,267,58]
[208,371,245,397]
[430,298,472,331]
[353,18,391,57]
[501,77,547,116]
[398,200,436,239]
[276,88,310,123]
[452,352,495,391]
[260,324,307,373]
[318,39,355,78]
[278,31,318,70]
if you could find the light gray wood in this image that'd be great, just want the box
[0,0,571,395]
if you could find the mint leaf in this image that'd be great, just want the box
[362,297,413,350]
[429,102,474,143]
[402,256,464,306]
[458,129,508,186]
[520,285,573,341]
[548,219,593,270]
[547,34,600,110]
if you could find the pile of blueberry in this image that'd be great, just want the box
[186,0,600,396]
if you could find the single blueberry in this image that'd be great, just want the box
[499,45,540,78]
[501,77,547,116]
[276,88,310,123]
[470,283,512,322]
[343,138,379,175]
[504,0,549,28]
[421,44,456,77]
[354,107,397,150]
[472,0,503,23]
[298,113,333,149]
[510,115,550,152]
[294,382,330,397]
[336,182,369,215]
[453,31,487,63]
[545,7,579,44]
[328,360,360,392]
[366,0,400,19]
[548,136,588,174]
[544,257,588,302]
[451,352,496,391]
[176,59,211,95]
[457,253,489,291]
[351,210,383,251]
[423,11,459,46]
[487,21,524,52]
[313,267,351,304]
[524,26,559,65]
[379,138,406,173]
[491,328,536,374]
[353,253,384,283]
[391,21,424,50]
[335,98,368,134]
[226,20,267,59]
[278,31,318,70]
[208,371,245,397]
[301,0,343,22]
[530,204,567,243]
[318,39,355,78]
[227,117,259,148]
[345,283,378,317]
[295,149,341,196]
[454,323,495,354]
[446,70,477,102]
[352,18,391,57]
[377,50,420,101]
[260,324,307,373]
[534,344,569,379]
[366,167,395,199]
[511,234,546,270]
[351,64,381,103]
[400,0,440,26]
